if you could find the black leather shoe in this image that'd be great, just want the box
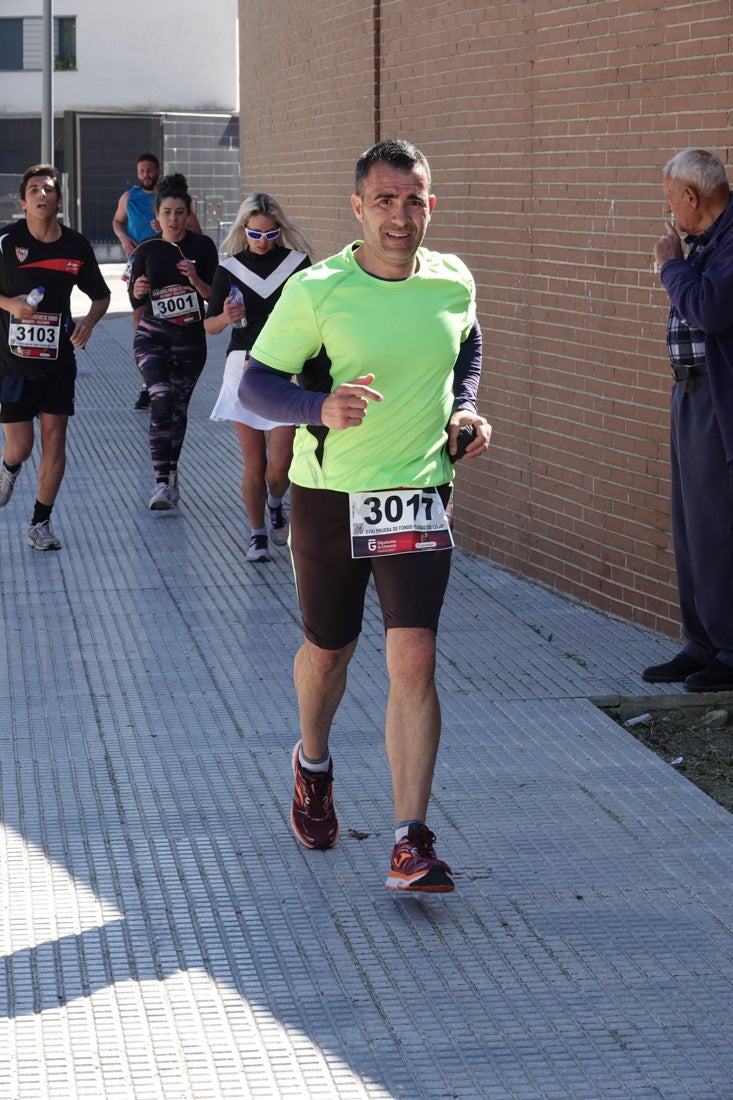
[641,652,705,683]
[683,657,733,693]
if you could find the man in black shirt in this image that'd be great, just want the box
[0,164,110,549]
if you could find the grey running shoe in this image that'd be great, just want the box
[149,482,174,510]
[0,461,21,507]
[168,470,180,505]
[246,534,270,562]
[28,519,62,551]
[269,503,289,546]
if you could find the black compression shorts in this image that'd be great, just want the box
[289,483,453,650]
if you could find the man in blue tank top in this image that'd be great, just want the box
[113,153,160,257]
[113,154,161,408]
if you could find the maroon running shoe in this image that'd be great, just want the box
[385,824,455,893]
[291,742,339,850]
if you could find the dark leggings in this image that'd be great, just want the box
[134,318,207,481]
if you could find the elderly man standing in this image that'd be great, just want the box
[643,147,733,692]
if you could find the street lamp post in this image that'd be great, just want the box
[41,0,54,163]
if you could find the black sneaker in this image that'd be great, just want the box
[642,652,706,683]
[134,388,151,410]
[683,658,733,693]
[269,504,289,546]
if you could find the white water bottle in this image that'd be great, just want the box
[229,284,247,329]
[26,286,45,308]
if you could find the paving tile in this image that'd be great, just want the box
[0,293,732,1098]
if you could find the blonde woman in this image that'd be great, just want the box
[205,193,312,561]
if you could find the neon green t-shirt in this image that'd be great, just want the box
[250,242,476,492]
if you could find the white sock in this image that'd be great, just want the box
[299,748,331,774]
[395,821,423,843]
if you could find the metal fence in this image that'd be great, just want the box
[0,171,69,228]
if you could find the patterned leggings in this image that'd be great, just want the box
[134,318,207,481]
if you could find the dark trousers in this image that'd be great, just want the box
[670,374,733,666]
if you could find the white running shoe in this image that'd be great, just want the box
[0,461,21,507]
[246,534,270,562]
[28,519,62,550]
[149,482,174,510]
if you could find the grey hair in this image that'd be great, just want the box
[220,192,313,257]
[663,148,728,193]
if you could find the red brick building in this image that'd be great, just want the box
[238,0,732,638]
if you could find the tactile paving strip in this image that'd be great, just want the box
[0,308,731,1099]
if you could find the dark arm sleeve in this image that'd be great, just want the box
[239,358,327,425]
[452,320,482,412]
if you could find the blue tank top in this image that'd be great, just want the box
[126,186,157,245]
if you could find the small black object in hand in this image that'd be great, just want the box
[449,423,477,463]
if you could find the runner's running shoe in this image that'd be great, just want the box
[149,482,174,510]
[0,461,21,507]
[291,741,339,849]
[168,470,180,506]
[246,534,270,562]
[134,387,150,410]
[385,824,455,893]
[28,519,62,551]
[269,504,289,546]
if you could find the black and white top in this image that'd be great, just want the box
[206,246,310,355]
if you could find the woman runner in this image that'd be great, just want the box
[129,173,218,509]
[205,193,312,561]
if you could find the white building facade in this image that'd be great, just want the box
[0,0,240,251]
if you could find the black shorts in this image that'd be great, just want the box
[290,484,453,650]
[0,363,75,422]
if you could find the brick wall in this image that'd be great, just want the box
[239,0,733,637]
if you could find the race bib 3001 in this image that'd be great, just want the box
[151,284,201,324]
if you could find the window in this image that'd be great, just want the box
[0,16,76,72]
[0,19,23,71]
[55,17,76,71]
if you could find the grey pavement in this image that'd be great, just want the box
[1,268,731,1099]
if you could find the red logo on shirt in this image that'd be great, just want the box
[20,258,84,275]
[15,248,28,262]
